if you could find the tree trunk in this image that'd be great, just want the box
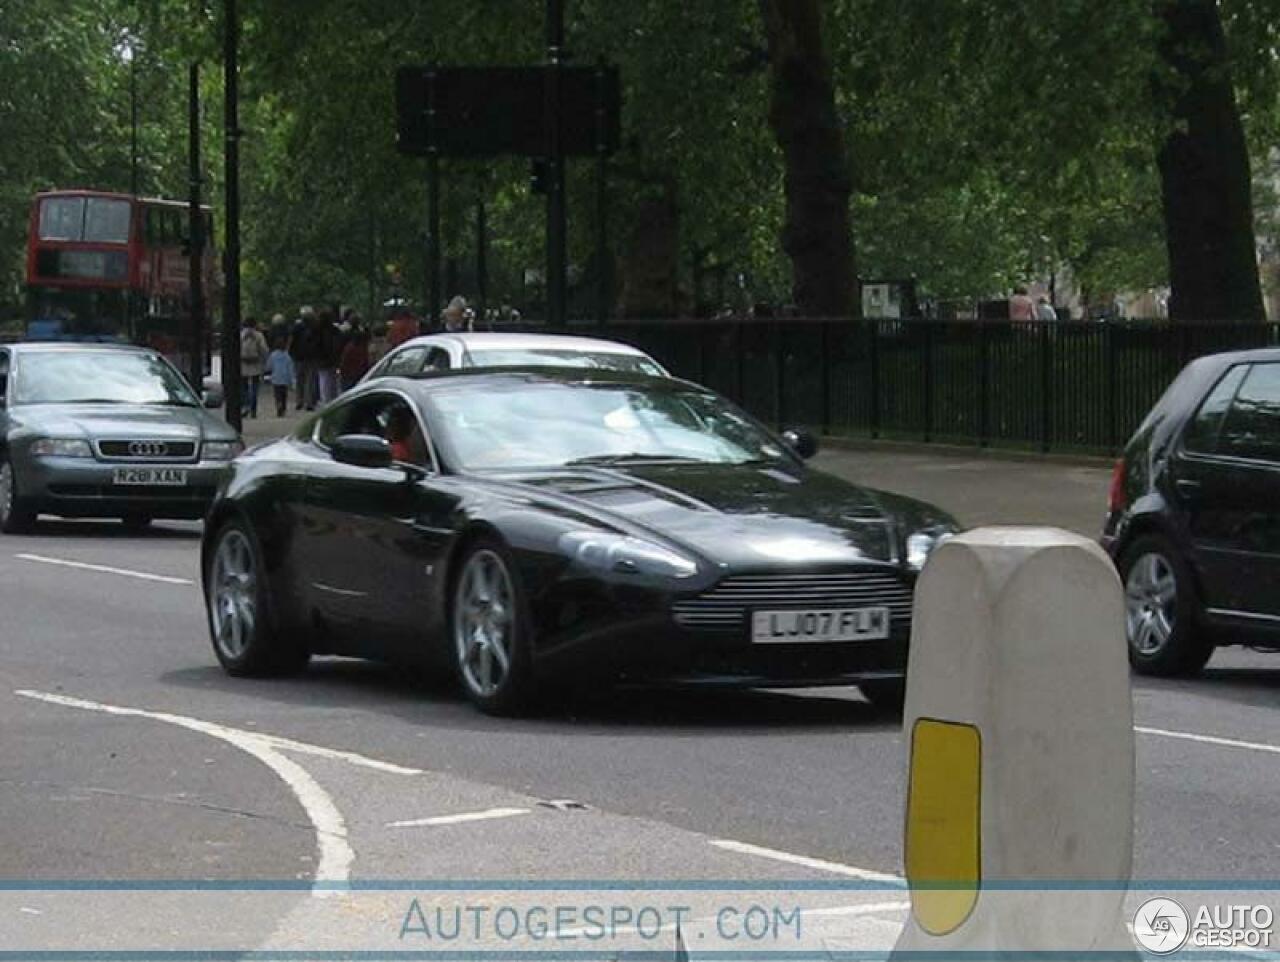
[1156,0,1264,321]
[759,0,855,317]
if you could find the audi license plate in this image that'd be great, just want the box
[112,468,188,486]
[752,607,891,644]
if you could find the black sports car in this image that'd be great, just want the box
[201,369,959,714]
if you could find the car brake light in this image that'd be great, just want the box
[1108,459,1127,513]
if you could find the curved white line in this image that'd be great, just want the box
[16,689,353,892]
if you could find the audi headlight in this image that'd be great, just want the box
[559,531,698,580]
[30,438,93,458]
[906,529,957,572]
[203,440,244,461]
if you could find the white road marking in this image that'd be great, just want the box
[14,689,421,891]
[14,553,194,586]
[388,807,530,829]
[1137,725,1280,756]
[709,839,902,882]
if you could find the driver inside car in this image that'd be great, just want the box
[385,406,424,465]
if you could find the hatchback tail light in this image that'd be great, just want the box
[1108,459,1127,513]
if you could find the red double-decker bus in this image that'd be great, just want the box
[24,189,218,369]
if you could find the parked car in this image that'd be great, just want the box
[0,342,240,532]
[361,332,667,383]
[201,369,958,715]
[1103,348,1280,675]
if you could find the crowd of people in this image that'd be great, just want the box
[237,297,477,419]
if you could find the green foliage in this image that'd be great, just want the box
[1,0,1276,319]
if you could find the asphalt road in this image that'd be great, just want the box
[2,432,1278,953]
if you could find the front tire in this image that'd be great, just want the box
[450,540,535,715]
[1120,534,1212,677]
[0,457,36,534]
[205,520,309,677]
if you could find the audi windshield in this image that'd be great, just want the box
[13,350,200,406]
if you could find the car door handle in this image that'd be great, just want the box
[1175,478,1202,497]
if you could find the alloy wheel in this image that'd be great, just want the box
[454,549,516,698]
[210,529,258,661]
[1125,552,1177,656]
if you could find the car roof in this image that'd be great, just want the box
[391,331,653,356]
[359,365,703,396]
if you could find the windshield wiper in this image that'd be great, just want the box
[566,453,706,466]
[155,399,200,407]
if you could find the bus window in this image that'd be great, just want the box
[38,197,86,241]
[84,198,131,243]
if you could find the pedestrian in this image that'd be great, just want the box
[291,306,319,411]
[264,338,296,418]
[239,316,269,419]
[386,308,418,348]
[339,327,371,390]
[1009,286,1036,322]
[1034,295,1057,322]
[441,296,471,332]
[269,312,289,347]
[315,308,342,405]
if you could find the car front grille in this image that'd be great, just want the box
[95,440,198,462]
[672,570,915,633]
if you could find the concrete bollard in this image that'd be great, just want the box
[893,527,1135,953]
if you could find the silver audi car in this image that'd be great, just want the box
[0,342,241,532]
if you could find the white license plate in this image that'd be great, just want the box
[751,607,891,644]
[112,468,188,486]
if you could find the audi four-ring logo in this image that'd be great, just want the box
[128,441,169,457]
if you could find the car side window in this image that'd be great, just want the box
[423,347,451,372]
[1217,363,1280,463]
[1183,364,1248,455]
[383,347,428,377]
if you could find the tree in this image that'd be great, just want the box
[1155,0,1266,320]
[758,0,854,316]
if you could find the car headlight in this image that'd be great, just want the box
[906,529,957,572]
[30,438,94,458]
[559,531,698,580]
[203,440,244,461]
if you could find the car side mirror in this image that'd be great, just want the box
[782,428,819,460]
[332,434,394,470]
[202,380,225,409]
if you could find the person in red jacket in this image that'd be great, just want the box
[386,309,419,348]
[339,328,371,390]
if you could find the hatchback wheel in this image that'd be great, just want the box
[0,457,36,534]
[206,521,309,677]
[451,541,535,715]
[1120,535,1212,677]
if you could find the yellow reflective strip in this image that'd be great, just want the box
[904,718,981,936]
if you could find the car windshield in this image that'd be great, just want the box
[426,379,787,470]
[13,351,200,406]
[468,348,664,376]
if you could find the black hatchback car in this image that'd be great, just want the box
[1104,348,1280,676]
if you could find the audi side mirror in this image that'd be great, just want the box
[782,428,819,461]
[332,434,394,470]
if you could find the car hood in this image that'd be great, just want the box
[476,461,955,568]
[11,403,235,442]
